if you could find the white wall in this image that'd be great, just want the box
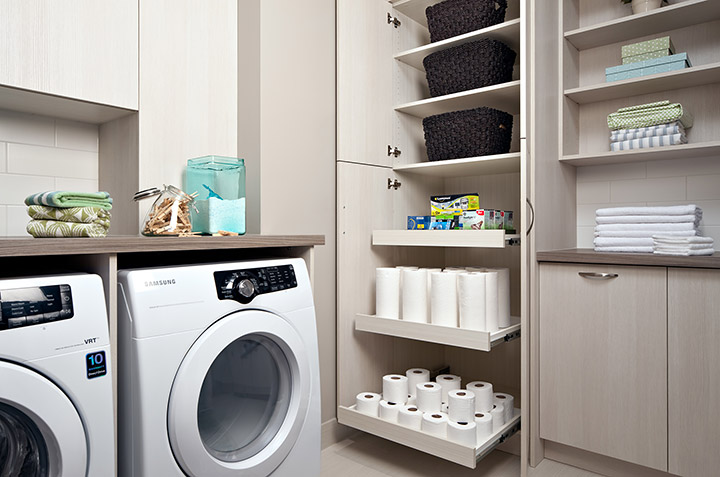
[576,156,720,247]
[0,109,99,236]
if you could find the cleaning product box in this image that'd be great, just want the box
[430,193,479,216]
[503,210,515,233]
[460,209,500,229]
[621,36,674,62]
[407,216,431,230]
[430,216,453,230]
[606,53,690,82]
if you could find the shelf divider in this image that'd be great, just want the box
[372,230,516,248]
[396,80,521,118]
[561,141,720,167]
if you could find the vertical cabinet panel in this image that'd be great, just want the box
[668,268,720,477]
[539,263,667,471]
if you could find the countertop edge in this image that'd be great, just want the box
[537,248,720,269]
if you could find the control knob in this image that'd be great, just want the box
[232,278,257,303]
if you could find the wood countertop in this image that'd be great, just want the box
[537,248,720,269]
[0,235,325,258]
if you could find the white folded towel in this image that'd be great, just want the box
[596,223,697,232]
[596,214,699,224]
[594,246,654,253]
[653,249,715,256]
[652,235,714,245]
[594,237,654,247]
[596,205,700,217]
[595,230,697,238]
[656,244,714,251]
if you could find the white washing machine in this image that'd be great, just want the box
[117,258,320,477]
[0,273,115,477]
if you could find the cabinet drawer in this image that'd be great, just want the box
[539,263,667,471]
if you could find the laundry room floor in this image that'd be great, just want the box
[320,433,603,477]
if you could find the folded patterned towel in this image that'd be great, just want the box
[26,220,108,238]
[610,122,684,142]
[610,133,687,151]
[596,214,699,225]
[24,191,113,210]
[653,248,715,256]
[596,205,700,217]
[607,100,694,130]
[595,230,697,238]
[596,222,697,232]
[594,246,654,253]
[27,205,111,227]
[594,237,654,247]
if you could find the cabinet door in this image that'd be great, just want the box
[668,268,720,477]
[0,0,138,109]
[539,263,667,471]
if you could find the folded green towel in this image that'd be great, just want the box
[607,100,693,130]
[26,220,109,238]
[24,191,113,210]
[27,205,111,228]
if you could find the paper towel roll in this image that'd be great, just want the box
[376,268,400,319]
[466,381,494,412]
[484,270,499,332]
[487,267,511,328]
[491,404,505,432]
[458,272,487,331]
[448,389,476,423]
[406,368,430,398]
[379,400,400,422]
[355,392,381,417]
[421,268,441,318]
[447,420,477,447]
[402,269,428,323]
[421,412,448,438]
[416,382,442,413]
[396,266,419,270]
[382,374,408,405]
[430,272,458,327]
[494,393,515,424]
[397,405,423,429]
[474,412,493,442]
[436,374,461,403]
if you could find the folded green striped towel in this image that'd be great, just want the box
[24,191,113,210]
[26,220,109,238]
[27,205,111,228]
[607,100,693,130]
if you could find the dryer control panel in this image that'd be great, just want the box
[0,284,74,331]
[214,265,297,304]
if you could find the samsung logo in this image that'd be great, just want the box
[144,279,176,287]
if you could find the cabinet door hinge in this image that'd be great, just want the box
[387,145,402,157]
[387,178,401,190]
[387,13,401,28]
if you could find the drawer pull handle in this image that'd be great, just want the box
[579,272,618,280]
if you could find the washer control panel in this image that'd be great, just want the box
[214,265,297,304]
[0,284,74,331]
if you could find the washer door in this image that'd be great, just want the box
[0,361,87,477]
[167,310,311,477]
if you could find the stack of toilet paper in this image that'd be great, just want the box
[354,368,515,448]
[375,266,511,332]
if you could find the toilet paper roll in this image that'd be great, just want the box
[430,272,458,327]
[402,269,428,323]
[379,400,400,423]
[436,374,461,403]
[416,382,442,413]
[458,272,487,331]
[474,412,493,442]
[448,389,476,423]
[447,420,477,447]
[407,395,416,406]
[355,392,381,417]
[382,374,408,405]
[376,268,400,319]
[397,405,423,429]
[491,404,505,432]
[441,403,449,414]
[494,393,515,424]
[487,267,511,328]
[421,412,449,438]
[406,368,430,398]
[466,381,494,413]
[484,270,499,332]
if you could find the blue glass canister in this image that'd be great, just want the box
[184,156,246,234]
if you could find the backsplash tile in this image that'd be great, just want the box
[0,142,5,173]
[0,174,55,205]
[6,206,28,237]
[646,156,720,179]
[577,226,595,248]
[56,120,99,152]
[687,174,720,200]
[55,178,99,192]
[0,110,55,146]
[576,162,646,183]
[610,177,686,203]
[577,181,610,204]
[0,206,6,236]
[8,143,98,180]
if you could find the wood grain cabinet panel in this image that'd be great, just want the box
[539,263,667,471]
[668,268,720,477]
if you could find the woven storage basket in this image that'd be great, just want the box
[423,38,516,97]
[426,0,507,43]
[422,107,513,161]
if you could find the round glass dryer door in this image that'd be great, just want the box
[167,310,311,477]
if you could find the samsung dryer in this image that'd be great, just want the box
[117,258,320,477]
[0,273,115,477]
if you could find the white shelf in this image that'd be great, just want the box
[564,62,720,105]
[396,80,520,118]
[394,153,521,177]
[561,141,720,167]
[355,314,521,351]
[564,0,720,51]
[391,0,440,28]
[372,230,517,248]
[337,405,521,469]
[395,19,521,71]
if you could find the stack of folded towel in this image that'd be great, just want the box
[607,100,693,152]
[653,236,715,256]
[24,191,113,238]
[594,205,702,253]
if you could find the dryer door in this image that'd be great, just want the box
[167,310,311,477]
[0,361,87,477]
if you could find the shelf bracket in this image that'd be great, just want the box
[387,13,401,28]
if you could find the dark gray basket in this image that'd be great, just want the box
[423,38,516,97]
[422,107,513,161]
[426,0,507,43]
